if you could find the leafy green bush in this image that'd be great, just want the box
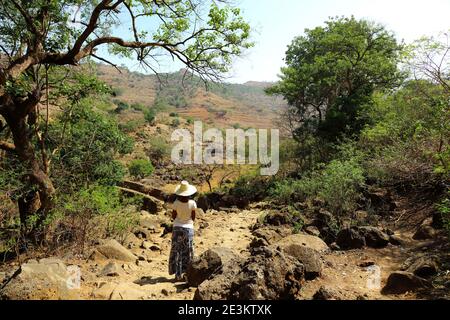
[147,137,170,164]
[128,159,155,179]
[437,194,450,236]
[171,118,181,127]
[270,154,365,216]
[361,81,449,185]
[144,108,157,125]
[169,112,179,117]
[47,101,134,190]
[119,120,143,133]
[112,87,124,97]
[315,158,365,215]
[229,170,276,203]
[114,101,129,113]
[50,185,139,250]
[131,103,146,112]
[186,117,194,125]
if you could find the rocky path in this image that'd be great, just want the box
[75,209,262,300]
[1,197,447,300]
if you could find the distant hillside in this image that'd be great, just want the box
[95,64,286,128]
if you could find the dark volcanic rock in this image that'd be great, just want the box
[404,255,439,278]
[358,226,390,248]
[264,211,292,226]
[336,228,366,250]
[194,247,305,300]
[250,226,293,248]
[187,247,237,287]
[313,286,342,300]
[382,271,432,295]
[274,244,322,280]
[413,225,436,240]
[336,227,390,250]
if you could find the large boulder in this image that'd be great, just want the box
[363,187,397,214]
[250,226,293,248]
[403,255,439,278]
[358,227,390,248]
[273,244,322,280]
[263,211,292,226]
[413,225,436,240]
[187,247,238,287]
[0,258,80,300]
[194,247,305,300]
[276,233,329,253]
[336,227,390,250]
[96,239,137,262]
[382,271,432,295]
[193,258,242,300]
[336,228,366,250]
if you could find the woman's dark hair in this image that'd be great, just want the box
[177,193,197,202]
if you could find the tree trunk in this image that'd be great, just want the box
[3,104,55,236]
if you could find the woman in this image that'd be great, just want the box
[168,181,197,282]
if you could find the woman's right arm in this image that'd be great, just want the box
[172,210,177,220]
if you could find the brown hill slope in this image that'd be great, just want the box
[95,64,285,129]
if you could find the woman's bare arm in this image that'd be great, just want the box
[191,210,196,221]
[172,210,177,220]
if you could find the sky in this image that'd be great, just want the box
[100,0,450,83]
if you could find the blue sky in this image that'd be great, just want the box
[99,0,450,83]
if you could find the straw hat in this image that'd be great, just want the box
[174,181,197,197]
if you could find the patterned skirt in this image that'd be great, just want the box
[169,226,194,277]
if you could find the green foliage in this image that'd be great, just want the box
[63,185,122,216]
[361,80,449,184]
[131,103,146,112]
[114,101,129,113]
[229,170,276,203]
[144,108,157,125]
[169,112,179,117]
[128,159,155,179]
[47,100,134,190]
[314,158,365,215]
[437,193,450,236]
[119,120,144,133]
[267,16,404,141]
[52,185,140,248]
[112,87,124,97]
[171,117,181,127]
[146,137,171,163]
[270,147,365,216]
[186,117,194,125]
[152,97,170,112]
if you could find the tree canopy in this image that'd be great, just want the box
[0,0,252,234]
[267,16,404,141]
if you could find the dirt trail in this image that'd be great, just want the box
[74,206,430,300]
[76,209,261,300]
[4,188,440,300]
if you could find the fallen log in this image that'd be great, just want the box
[119,180,170,202]
[116,186,164,214]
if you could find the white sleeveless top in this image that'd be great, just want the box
[171,199,196,229]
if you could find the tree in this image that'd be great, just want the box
[267,16,404,142]
[0,0,252,234]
